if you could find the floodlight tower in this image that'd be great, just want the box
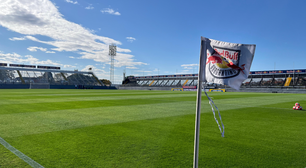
[109,44,116,85]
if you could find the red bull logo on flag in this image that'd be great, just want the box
[199,37,256,90]
[206,47,244,78]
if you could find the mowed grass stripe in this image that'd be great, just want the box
[0,93,196,106]
[0,92,303,115]
[0,101,196,138]
[0,90,284,103]
[1,90,306,167]
[5,106,306,168]
[0,137,44,168]
[5,114,196,168]
[0,90,302,107]
[0,90,183,98]
[1,92,305,138]
[0,91,187,99]
[0,96,198,115]
[0,144,31,168]
[0,89,281,102]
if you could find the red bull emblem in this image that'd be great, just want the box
[206,47,244,78]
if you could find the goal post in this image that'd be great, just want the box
[29,83,50,89]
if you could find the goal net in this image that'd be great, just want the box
[29,83,50,89]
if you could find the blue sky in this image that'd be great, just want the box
[0,0,305,83]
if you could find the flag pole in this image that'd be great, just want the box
[193,79,202,168]
[193,38,206,168]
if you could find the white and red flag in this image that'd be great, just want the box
[193,37,256,168]
[199,36,256,90]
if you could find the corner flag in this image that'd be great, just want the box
[193,37,256,168]
[199,37,256,90]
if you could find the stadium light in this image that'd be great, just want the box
[109,44,116,85]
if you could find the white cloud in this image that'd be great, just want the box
[117,48,131,53]
[81,65,94,71]
[176,70,191,74]
[175,64,199,74]
[9,37,26,41]
[69,56,75,58]
[101,8,121,15]
[0,52,22,63]
[126,37,136,42]
[27,46,47,52]
[65,0,78,4]
[81,65,108,79]
[46,51,55,53]
[24,55,61,65]
[136,70,151,73]
[181,64,198,69]
[79,51,147,68]
[85,4,94,10]
[0,51,73,68]
[64,64,76,68]
[27,47,55,53]
[0,0,145,69]
[126,67,138,69]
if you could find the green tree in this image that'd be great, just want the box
[100,79,111,86]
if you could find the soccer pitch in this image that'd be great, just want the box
[1,89,306,168]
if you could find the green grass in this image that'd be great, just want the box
[1,89,306,167]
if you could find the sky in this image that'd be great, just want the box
[0,0,306,84]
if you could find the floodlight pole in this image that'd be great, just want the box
[109,44,116,85]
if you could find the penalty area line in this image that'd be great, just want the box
[0,137,44,168]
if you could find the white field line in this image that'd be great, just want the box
[0,137,44,168]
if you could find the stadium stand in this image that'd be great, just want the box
[122,69,306,89]
[0,63,116,89]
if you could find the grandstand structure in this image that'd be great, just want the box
[0,63,104,88]
[123,69,306,88]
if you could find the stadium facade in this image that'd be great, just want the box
[0,63,116,89]
[2,61,306,91]
[123,69,306,88]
